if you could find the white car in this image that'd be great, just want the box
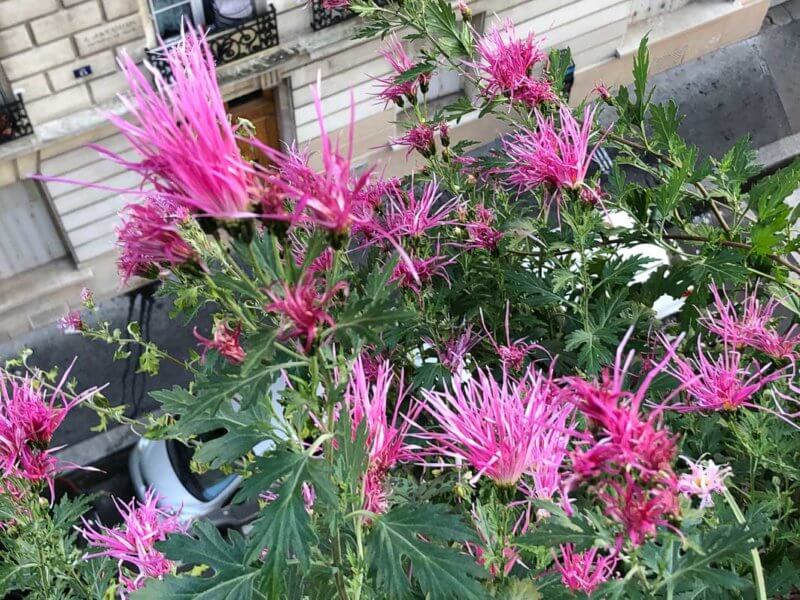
[129,381,287,524]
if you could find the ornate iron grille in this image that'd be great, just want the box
[146,5,280,81]
[311,0,388,31]
[0,95,34,146]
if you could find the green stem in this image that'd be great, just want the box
[722,486,767,600]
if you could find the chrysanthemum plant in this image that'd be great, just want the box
[3,1,800,598]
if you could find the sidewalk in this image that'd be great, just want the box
[647,1,800,158]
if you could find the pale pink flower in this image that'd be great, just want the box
[265,273,348,353]
[504,105,602,218]
[323,0,350,8]
[663,339,785,413]
[193,321,246,365]
[116,195,196,283]
[594,82,612,102]
[0,365,97,497]
[375,34,430,107]
[58,311,84,334]
[80,287,95,309]
[677,457,731,509]
[383,180,461,239]
[98,28,255,217]
[470,20,553,108]
[417,365,572,487]
[554,544,618,594]
[79,489,186,597]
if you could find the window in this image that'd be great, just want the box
[148,0,258,39]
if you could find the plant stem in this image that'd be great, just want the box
[721,486,767,600]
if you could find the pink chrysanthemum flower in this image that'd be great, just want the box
[702,283,800,360]
[80,287,95,309]
[563,333,682,545]
[375,34,430,107]
[390,253,455,294]
[480,302,541,372]
[116,195,196,283]
[663,339,785,413]
[323,0,350,8]
[392,122,447,158]
[265,273,348,353]
[470,20,553,108]
[58,311,84,334]
[79,489,186,597]
[504,105,602,218]
[97,28,254,217]
[345,356,420,513]
[423,325,482,374]
[383,180,461,239]
[554,544,618,594]
[193,321,246,365]
[677,456,731,509]
[0,365,97,497]
[417,365,573,487]
[261,83,370,240]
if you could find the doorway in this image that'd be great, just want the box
[226,88,280,167]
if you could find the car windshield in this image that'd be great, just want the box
[165,435,238,502]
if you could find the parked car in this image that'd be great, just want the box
[129,381,286,525]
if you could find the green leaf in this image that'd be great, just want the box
[423,0,472,58]
[649,100,683,151]
[515,503,603,551]
[712,136,759,197]
[239,449,336,595]
[366,503,486,600]
[394,62,435,84]
[565,327,616,374]
[134,522,258,600]
[632,35,653,119]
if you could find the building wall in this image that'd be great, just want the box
[0,0,771,340]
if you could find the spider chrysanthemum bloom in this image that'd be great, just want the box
[422,325,482,374]
[663,338,785,413]
[390,253,455,294]
[480,302,541,372]
[417,365,573,488]
[116,195,196,283]
[100,28,255,217]
[392,123,445,158]
[79,489,186,597]
[470,20,553,108]
[345,356,420,513]
[193,321,246,365]
[677,456,731,509]
[503,105,602,218]
[375,34,430,107]
[58,311,84,334]
[554,544,618,594]
[0,365,98,497]
[702,283,800,360]
[265,273,348,353]
[382,180,461,239]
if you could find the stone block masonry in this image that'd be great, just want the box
[0,0,145,124]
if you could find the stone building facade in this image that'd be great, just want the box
[0,0,769,340]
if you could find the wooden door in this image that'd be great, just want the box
[227,88,280,167]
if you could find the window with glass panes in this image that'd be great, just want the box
[148,0,203,40]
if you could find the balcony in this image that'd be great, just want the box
[310,0,388,31]
[146,6,280,82]
[0,95,34,146]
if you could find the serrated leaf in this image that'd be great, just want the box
[423,0,472,58]
[515,503,602,551]
[134,522,258,600]
[367,503,486,600]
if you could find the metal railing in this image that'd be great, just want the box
[146,6,280,81]
[310,0,388,31]
[0,95,34,146]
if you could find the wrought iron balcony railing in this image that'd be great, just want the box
[311,0,387,31]
[146,6,279,82]
[0,95,34,146]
